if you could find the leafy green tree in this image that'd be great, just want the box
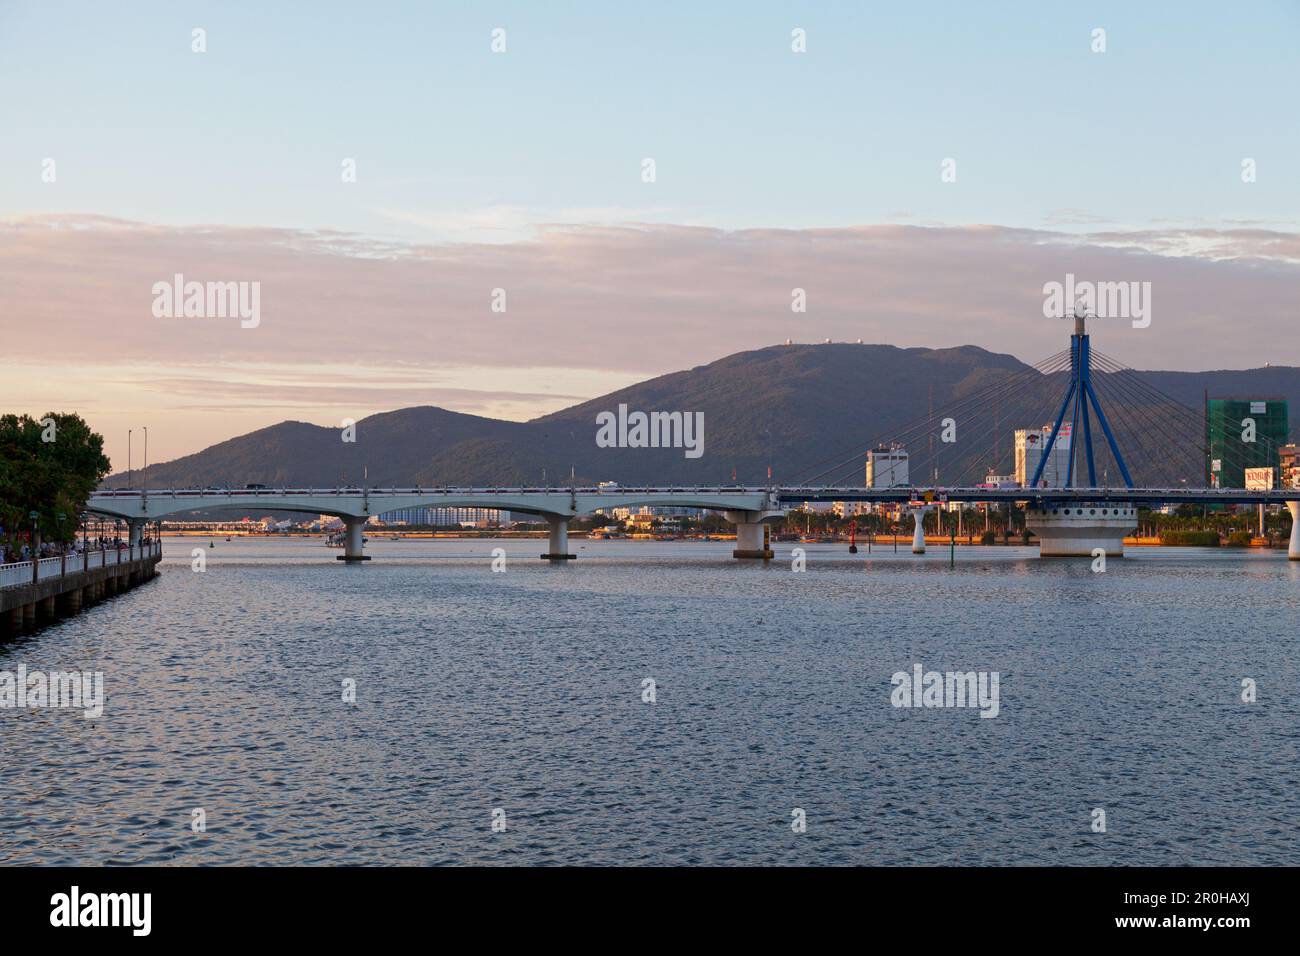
[0,413,111,547]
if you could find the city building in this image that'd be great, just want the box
[625,512,686,532]
[1015,424,1072,488]
[1281,444,1300,489]
[610,505,701,520]
[378,507,511,527]
[1205,397,1289,488]
[866,446,909,488]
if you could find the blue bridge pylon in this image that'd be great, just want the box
[1029,312,1135,489]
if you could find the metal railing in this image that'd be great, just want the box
[87,485,1300,508]
[0,541,162,590]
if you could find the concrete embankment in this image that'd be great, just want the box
[0,544,162,637]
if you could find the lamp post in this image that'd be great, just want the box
[29,510,39,583]
[128,429,133,489]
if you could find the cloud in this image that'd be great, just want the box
[371,203,681,243]
[3,213,1299,377]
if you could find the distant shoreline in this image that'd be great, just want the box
[157,531,1288,549]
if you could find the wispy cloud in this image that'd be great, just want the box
[371,203,682,243]
[3,213,1298,467]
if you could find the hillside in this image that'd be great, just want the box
[107,343,1300,495]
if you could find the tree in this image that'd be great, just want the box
[0,413,111,547]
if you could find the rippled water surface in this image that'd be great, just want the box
[2,536,1298,865]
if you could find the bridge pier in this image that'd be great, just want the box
[128,519,145,548]
[911,508,927,554]
[59,587,83,615]
[336,516,371,562]
[1026,504,1136,557]
[723,509,779,559]
[1288,502,1300,560]
[541,516,575,560]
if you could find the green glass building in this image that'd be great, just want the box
[1205,397,1289,488]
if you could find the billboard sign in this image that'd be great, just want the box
[1245,467,1274,490]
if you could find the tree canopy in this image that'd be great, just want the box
[0,413,111,544]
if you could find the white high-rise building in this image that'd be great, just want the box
[866,446,909,488]
[1015,424,1073,488]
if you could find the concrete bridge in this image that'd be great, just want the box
[83,315,1300,563]
[86,485,1300,561]
[86,486,786,561]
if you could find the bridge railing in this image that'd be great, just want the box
[36,556,64,582]
[92,483,1296,496]
[0,562,33,589]
[92,485,770,497]
[0,541,162,590]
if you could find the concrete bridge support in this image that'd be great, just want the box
[128,519,145,547]
[1288,502,1300,560]
[911,509,927,554]
[59,588,83,615]
[723,509,779,559]
[541,516,575,560]
[337,517,370,562]
[1026,504,1137,557]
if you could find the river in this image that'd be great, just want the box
[2,537,1297,865]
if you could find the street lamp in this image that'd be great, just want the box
[28,510,39,581]
[128,429,133,489]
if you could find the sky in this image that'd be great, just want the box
[1,1,1298,471]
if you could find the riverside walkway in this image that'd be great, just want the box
[0,541,162,636]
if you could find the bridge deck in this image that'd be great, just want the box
[86,485,1300,522]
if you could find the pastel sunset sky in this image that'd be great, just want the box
[2,1,1298,471]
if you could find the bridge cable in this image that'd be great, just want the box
[795,349,1072,486]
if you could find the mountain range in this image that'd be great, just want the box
[108,343,1300,494]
